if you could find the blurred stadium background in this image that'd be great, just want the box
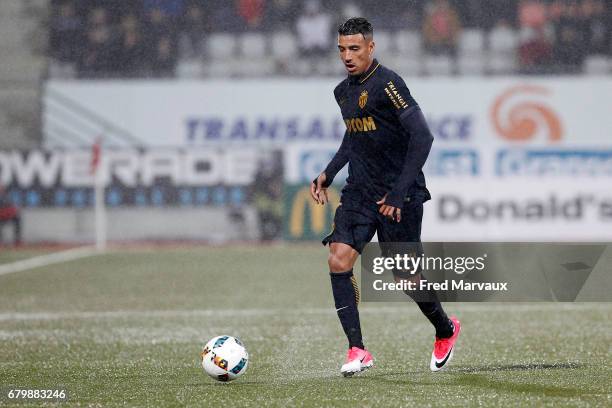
[0,1,611,406]
[0,0,611,246]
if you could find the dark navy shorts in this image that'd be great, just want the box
[322,192,424,254]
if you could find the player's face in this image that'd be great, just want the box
[338,34,375,76]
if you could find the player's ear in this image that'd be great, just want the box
[368,40,375,56]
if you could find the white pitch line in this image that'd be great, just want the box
[0,303,609,322]
[0,246,99,277]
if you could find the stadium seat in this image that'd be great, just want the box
[235,59,275,77]
[315,54,346,76]
[395,30,422,57]
[207,34,237,61]
[376,50,396,68]
[489,26,519,54]
[47,60,76,79]
[488,25,519,75]
[386,55,422,77]
[288,58,309,76]
[458,54,485,76]
[488,53,517,75]
[584,55,611,75]
[238,33,268,59]
[176,59,204,79]
[206,61,237,78]
[315,57,334,76]
[423,55,454,76]
[459,29,485,55]
[233,34,274,77]
[271,31,298,59]
[374,30,393,54]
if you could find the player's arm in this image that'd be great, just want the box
[379,77,434,220]
[386,106,434,207]
[311,131,349,204]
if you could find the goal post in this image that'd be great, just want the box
[91,138,107,251]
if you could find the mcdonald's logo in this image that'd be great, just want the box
[287,185,340,239]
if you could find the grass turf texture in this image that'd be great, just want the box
[0,245,610,407]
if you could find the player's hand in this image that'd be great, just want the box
[376,195,401,222]
[310,173,329,205]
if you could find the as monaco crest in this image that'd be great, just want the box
[359,90,368,109]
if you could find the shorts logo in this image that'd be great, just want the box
[491,85,563,142]
[358,90,368,109]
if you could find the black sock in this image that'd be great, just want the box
[330,270,364,349]
[415,299,454,338]
[403,283,453,338]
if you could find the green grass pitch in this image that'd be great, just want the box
[0,245,610,407]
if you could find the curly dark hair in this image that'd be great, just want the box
[337,17,373,39]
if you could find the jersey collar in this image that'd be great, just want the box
[348,59,380,85]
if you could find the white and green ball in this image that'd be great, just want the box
[201,335,248,382]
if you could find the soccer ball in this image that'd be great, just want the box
[200,335,248,382]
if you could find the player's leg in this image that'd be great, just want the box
[377,198,460,371]
[378,200,453,338]
[328,243,374,376]
[323,203,377,376]
[391,271,460,371]
[328,242,362,347]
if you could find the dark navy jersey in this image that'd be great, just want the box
[324,59,433,209]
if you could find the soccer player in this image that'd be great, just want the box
[310,17,461,376]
